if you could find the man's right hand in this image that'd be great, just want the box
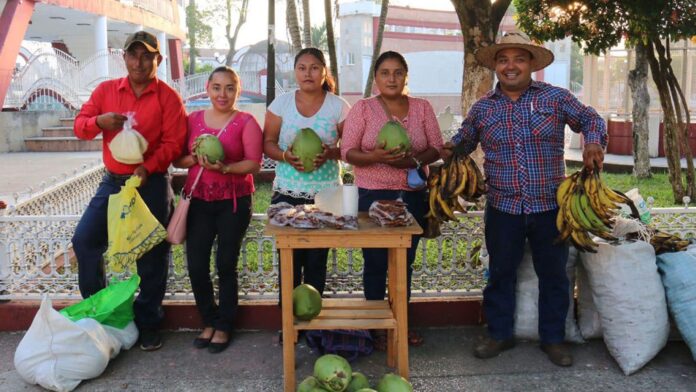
[96,113,128,131]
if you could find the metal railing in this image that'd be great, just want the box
[2,167,695,301]
[6,47,286,111]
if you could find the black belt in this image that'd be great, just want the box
[105,171,132,181]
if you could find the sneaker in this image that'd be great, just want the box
[139,329,162,351]
[540,343,573,367]
[473,336,515,359]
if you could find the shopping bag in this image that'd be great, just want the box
[166,194,190,244]
[104,176,167,272]
[60,275,140,329]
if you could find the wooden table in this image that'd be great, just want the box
[265,214,422,392]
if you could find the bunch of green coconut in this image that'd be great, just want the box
[289,121,410,175]
[297,354,413,392]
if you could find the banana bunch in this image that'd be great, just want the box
[425,154,486,226]
[556,169,639,253]
[649,229,691,254]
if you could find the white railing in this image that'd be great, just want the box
[6,48,281,110]
[1,168,695,300]
[6,48,128,110]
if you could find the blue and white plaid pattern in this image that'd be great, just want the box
[452,81,607,215]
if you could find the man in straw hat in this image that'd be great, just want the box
[73,31,187,351]
[444,32,606,366]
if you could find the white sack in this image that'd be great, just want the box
[514,245,584,343]
[13,296,124,391]
[580,240,669,375]
[576,261,603,339]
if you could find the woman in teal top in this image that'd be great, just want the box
[263,47,350,295]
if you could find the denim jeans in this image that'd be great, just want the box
[72,173,171,330]
[186,196,252,333]
[271,192,328,294]
[357,188,428,300]
[483,204,569,344]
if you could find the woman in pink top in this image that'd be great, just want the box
[173,67,263,353]
[341,51,444,347]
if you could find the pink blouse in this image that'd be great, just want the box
[183,110,263,201]
[340,96,444,190]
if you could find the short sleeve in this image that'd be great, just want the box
[268,91,290,117]
[335,95,351,123]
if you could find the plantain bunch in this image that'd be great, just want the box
[556,168,639,253]
[648,229,691,254]
[423,152,486,238]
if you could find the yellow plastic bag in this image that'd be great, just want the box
[104,176,166,272]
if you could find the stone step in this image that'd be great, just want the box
[59,118,75,126]
[24,136,102,152]
[41,126,74,137]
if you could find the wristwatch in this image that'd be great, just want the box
[412,156,422,169]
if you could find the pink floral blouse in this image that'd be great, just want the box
[340,96,444,190]
[183,110,263,201]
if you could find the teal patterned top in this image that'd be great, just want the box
[268,90,351,198]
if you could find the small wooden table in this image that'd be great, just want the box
[265,214,422,392]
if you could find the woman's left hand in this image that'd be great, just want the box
[312,144,331,170]
[197,154,225,172]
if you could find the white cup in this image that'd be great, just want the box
[342,184,359,217]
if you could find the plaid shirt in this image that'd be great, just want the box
[452,81,607,215]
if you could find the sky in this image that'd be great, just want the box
[201,0,456,50]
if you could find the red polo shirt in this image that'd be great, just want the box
[74,77,187,175]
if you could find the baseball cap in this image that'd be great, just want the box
[124,31,160,53]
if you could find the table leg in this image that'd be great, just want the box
[280,248,295,392]
[390,247,409,379]
[387,248,397,368]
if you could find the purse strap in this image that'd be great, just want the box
[376,95,394,122]
[186,112,238,197]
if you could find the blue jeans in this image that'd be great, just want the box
[186,196,252,333]
[483,204,569,344]
[358,188,428,300]
[72,173,172,330]
[271,192,328,294]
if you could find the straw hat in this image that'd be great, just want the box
[475,32,554,72]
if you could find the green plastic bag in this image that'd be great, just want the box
[60,275,140,329]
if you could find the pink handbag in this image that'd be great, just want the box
[166,170,202,244]
[166,115,235,244]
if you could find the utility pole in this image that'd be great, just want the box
[266,0,276,105]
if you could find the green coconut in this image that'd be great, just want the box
[376,373,412,392]
[346,372,371,392]
[376,121,411,152]
[291,127,324,172]
[293,284,322,321]
[298,376,325,392]
[355,389,378,392]
[314,354,352,392]
[193,134,225,163]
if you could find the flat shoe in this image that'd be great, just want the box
[208,340,230,354]
[193,336,212,349]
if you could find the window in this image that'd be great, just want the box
[346,52,355,66]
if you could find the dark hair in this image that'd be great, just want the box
[294,47,336,93]
[374,51,409,76]
[208,66,241,93]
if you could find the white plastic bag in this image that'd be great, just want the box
[13,296,126,391]
[514,245,584,343]
[580,240,669,375]
[108,112,148,164]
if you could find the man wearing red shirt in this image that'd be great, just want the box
[73,31,187,351]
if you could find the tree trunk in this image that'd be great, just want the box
[450,0,511,113]
[627,41,651,179]
[450,0,511,167]
[187,0,197,75]
[645,39,687,203]
[225,0,249,66]
[287,0,302,54]
[302,0,312,48]
[324,0,339,93]
[363,0,389,98]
